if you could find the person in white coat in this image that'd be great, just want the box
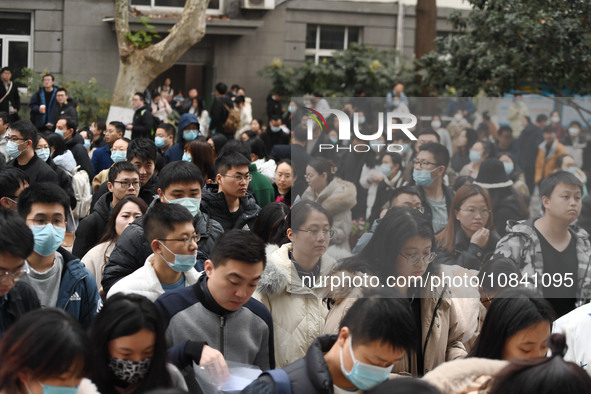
[107,202,201,302]
[255,201,337,367]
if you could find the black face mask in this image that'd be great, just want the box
[108,357,152,385]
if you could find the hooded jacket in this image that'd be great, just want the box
[323,272,467,376]
[72,192,112,258]
[301,178,357,251]
[101,201,223,295]
[131,103,155,140]
[107,254,201,302]
[416,183,455,235]
[51,97,78,122]
[65,132,94,178]
[493,218,591,305]
[243,335,337,394]
[201,183,261,231]
[164,113,199,164]
[46,156,77,208]
[255,243,337,367]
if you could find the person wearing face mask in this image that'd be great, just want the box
[244,297,418,394]
[555,154,588,199]
[535,126,566,186]
[0,308,99,394]
[447,110,471,152]
[460,139,495,178]
[413,143,455,234]
[430,115,453,155]
[35,134,77,210]
[72,162,141,259]
[507,94,529,138]
[260,115,290,154]
[498,153,529,198]
[17,183,101,327]
[101,162,223,296]
[561,121,587,167]
[89,294,188,394]
[163,113,200,165]
[6,120,58,185]
[108,202,201,301]
[359,140,387,220]
[549,110,567,141]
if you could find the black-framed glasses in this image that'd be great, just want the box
[459,208,491,218]
[158,234,201,246]
[113,180,141,189]
[295,229,334,239]
[0,265,29,284]
[4,135,25,143]
[26,217,66,227]
[223,174,253,183]
[399,252,437,266]
[413,158,438,169]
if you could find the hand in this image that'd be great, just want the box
[470,228,490,249]
[126,124,133,130]
[200,345,230,385]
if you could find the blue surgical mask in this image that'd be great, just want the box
[503,162,514,176]
[111,151,127,163]
[36,148,51,162]
[155,136,167,148]
[288,105,296,113]
[6,140,25,158]
[25,382,79,394]
[182,152,192,162]
[329,137,339,144]
[413,168,438,187]
[184,130,198,141]
[370,142,382,152]
[30,224,66,256]
[400,143,410,153]
[358,116,366,124]
[165,195,201,217]
[380,164,393,177]
[55,129,65,138]
[158,241,196,272]
[469,150,481,164]
[270,126,281,133]
[83,139,91,149]
[564,166,578,175]
[340,336,392,390]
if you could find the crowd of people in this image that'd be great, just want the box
[1,70,591,393]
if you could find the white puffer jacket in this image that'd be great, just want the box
[254,243,337,367]
[107,254,201,302]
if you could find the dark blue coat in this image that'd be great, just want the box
[91,145,112,176]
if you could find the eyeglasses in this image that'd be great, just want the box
[4,135,25,143]
[399,252,437,266]
[0,265,29,283]
[158,234,201,246]
[459,208,491,218]
[113,180,140,189]
[413,159,438,169]
[223,174,253,183]
[27,218,66,227]
[295,229,334,239]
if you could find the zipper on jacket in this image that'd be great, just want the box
[63,275,86,310]
[219,315,226,355]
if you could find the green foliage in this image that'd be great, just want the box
[419,0,591,96]
[15,68,111,127]
[258,45,415,97]
[126,16,162,49]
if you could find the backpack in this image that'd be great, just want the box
[262,369,291,394]
[71,166,92,220]
[222,103,241,135]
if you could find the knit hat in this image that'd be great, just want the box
[474,158,513,189]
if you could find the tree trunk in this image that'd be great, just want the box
[110,0,209,111]
[415,0,437,101]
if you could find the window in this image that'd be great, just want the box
[0,13,32,78]
[131,0,222,15]
[305,25,360,64]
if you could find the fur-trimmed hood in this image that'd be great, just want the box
[301,177,357,217]
[257,243,340,296]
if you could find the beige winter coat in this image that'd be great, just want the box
[323,271,468,376]
[254,243,337,367]
[301,177,357,251]
[422,357,508,394]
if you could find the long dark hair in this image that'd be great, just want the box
[98,196,148,245]
[436,184,495,253]
[186,139,216,180]
[334,206,435,279]
[470,288,555,360]
[489,333,591,394]
[89,294,172,393]
[252,202,291,245]
[0,308,92,393]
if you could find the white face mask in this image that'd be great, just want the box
[454,113,463,121]
[431,120,441,129]
[551,116,560,123]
